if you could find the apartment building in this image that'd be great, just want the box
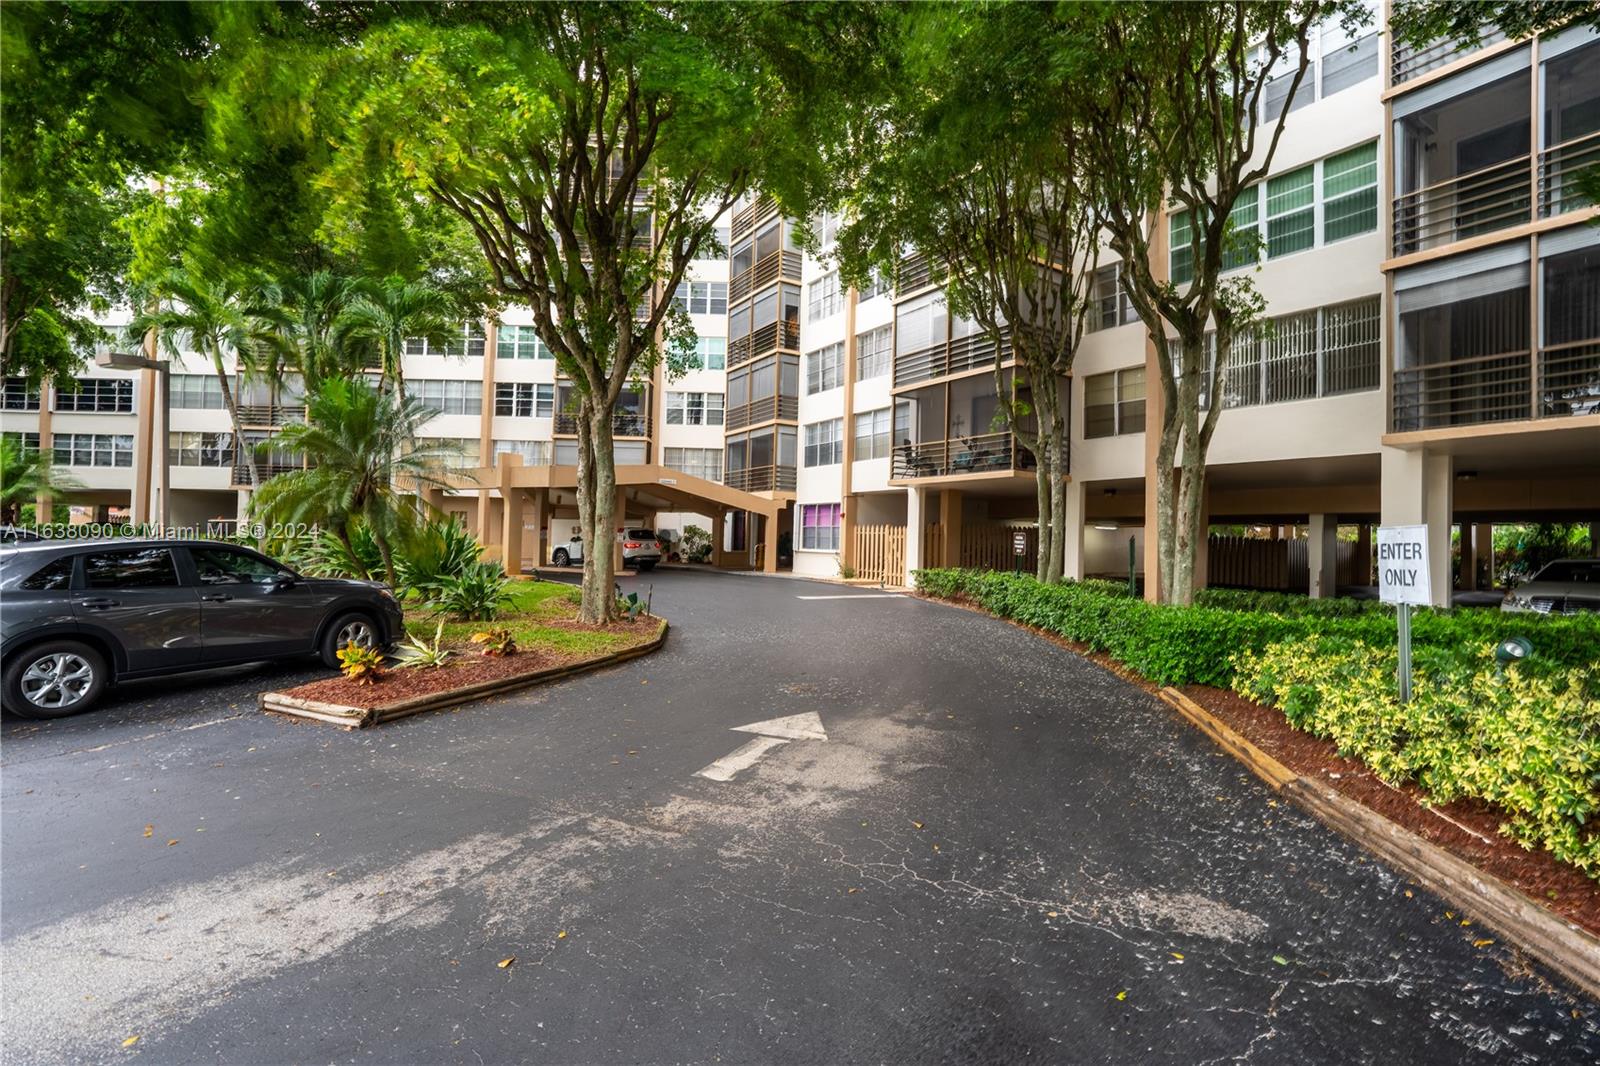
[5,8,1595,603]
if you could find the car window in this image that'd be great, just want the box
[83,548,179,589]
[191,547,286,585]
[20,556,75,591]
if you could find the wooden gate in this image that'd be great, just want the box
[853,524,907,586]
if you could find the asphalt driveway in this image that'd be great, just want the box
[2,569,1595,1064]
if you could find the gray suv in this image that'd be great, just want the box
[0,539,404,719]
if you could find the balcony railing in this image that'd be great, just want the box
[728,321,801,369]
[724,463,796,493]
[1393,155,1531,255]
[230,460,304,487]
[729,250,803,303]
[1390,28,1506,86]
[553,411,652,438]
[1538,131,1600,218]
[1394,350,1532,430]
[894,331,1012,389]
[890,431,1037,480]
[1539,340,1600,418]
[235,403,306,427]
[730,195,777,242]
[896,252,935,294]
[724,394,799,431]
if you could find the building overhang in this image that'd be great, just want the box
[449,459,782,519]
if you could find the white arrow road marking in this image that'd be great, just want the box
[694,712,829,781]
[794,593,905,600]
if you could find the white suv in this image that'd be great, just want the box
[551,529,661,572]
[1501,558,1600,614]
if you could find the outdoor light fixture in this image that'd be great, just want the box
[1494,636,1532,666]
[1094,524,1119,531]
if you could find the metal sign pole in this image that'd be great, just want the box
[1397,602,1412,703]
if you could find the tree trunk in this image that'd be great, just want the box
[576,400,618,625]
[1049,420,1068,583]
[1033,446,1053,583]
[334,519,370,580]
[371,522,398,588]
[215,346,261,490]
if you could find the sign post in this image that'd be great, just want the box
[1012,531,1026,575]
[1376,524,1431,703]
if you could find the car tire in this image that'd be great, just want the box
[3,640,109,719]
[553,548,570,567]
[320,611,381,668]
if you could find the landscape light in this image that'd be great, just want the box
[1494,636,1532,666]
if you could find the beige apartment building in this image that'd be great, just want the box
[4,8,1596,605]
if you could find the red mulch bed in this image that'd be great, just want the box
[283,648,582,711]
[917,592,1600,936]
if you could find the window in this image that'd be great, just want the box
[1206,295,1381,409]
[171,374,228,409]
[1263,48,1314,121]
[666,391,725,426]
[1083,367,1146,438]
[54,378,133,413]
[856,326,891,380]
[1090,265,1139,331]
[494,382,552,418]
[493,439,551,465]
[799,503,841,551]
[53,433,133,467]
[496,325,551,360]
[404,322,486,358]
[21,556,74,591]
[1320,11,1379,97]
[806,343,844,394]
[808,272,843,322]
[672,281,728,316]
[859,269,891,302]
[1222,191,1260,271]
[4,432,40,453]
[83,547,178,589]
[2,377,40,410]
[696,336,727,370]
[663,446,722,482]
[895,292,948,356]
[803,418,843,466]
[191,547,287,585]
[415,379,482,416]
[814,210,842,249]
[170,432,234,467]
[853,408,893,460]
[1266,166,1315,258]
[1169,211,1195,286]
[1322,142,1377,243]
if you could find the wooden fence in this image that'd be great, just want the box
[961,522,1038,574]
[1206,535,1307,591]
[853,524,907,586]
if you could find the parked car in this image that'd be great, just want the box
[550,529,661,571]
[0,539,404,719]
[1501,558,1600,615]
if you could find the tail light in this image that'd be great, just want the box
[624,541,642,549]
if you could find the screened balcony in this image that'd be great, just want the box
[234,375,306,427]
[730,193,778,242]
[724,354,799,431]
[1538,40,1600,217]
[728,218,803,303]
[1390,27,1506,86]
[893,290,1011,388]
[553,384,651,438]
[890,372,1041,480]
[727,283,801,369]
[724,425,796,493]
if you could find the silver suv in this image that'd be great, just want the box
[1501,558,1600,615]
[550,529,661,571]
[0,539,404,719]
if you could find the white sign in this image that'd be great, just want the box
[1377,525,1431,606]
[1013,532,1027,555]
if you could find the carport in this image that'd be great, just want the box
[434,453,786,574]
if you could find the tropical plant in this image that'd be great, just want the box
[396,516,483,597]
[397,622,453,670]
[0,434,80,524]
[681,524,712,564]
[271,270,362,391]
[337,642,387,684]
[470,627,516,657]
[283,522,385,580]
[616,591,645,622]
[429,561,512,621]
[128,264,288,489]
[249,377,458,586]
[335,274,456,402]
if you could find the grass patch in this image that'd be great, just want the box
[403,579,635,656]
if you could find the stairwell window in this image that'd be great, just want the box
[695,336,727,370]
[666,391,724,426]
[494,382,552,418]
[496,325,552,359]
[799,502,841,551]
[1090,265,1140,331]
[664,446,722,482]
[1083,367,1145,438]
[672,281,727,316]
[803,418,843,467]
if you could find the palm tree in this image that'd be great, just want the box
[336,275,456,404]
[250,377,456,586]
[129,267,287,490]
[271,270,361,392]
[0,434,80,525]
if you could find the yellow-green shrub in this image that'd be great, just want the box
[1235,637,1600,877]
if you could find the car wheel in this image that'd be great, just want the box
[553,549,570,567]
[321,611,380,668]
[3,641,109,719]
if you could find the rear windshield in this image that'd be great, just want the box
[626,529,657,539]
[1535,560,1600,583]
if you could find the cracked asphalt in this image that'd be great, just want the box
[2,569,1595,1064]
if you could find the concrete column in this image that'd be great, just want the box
[528,489,547,572]
[131,368,156,526]
[840,494,858,571]
[762,508,780,573]
[612,486,628,572]
[420,485,446,517]
[1308,513,1338,599]
[1380,446,1453,606]
[1063,479,1086,581]
[904,485,928,585]
[1355,523,1372,586]
[1460,522,1478,591]
[939,489,963,568]
[711,508,727,567]
[501,491,525,575]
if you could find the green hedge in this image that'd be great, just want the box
[914,568,1600,687]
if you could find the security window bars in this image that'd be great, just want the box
[1083,367,1146,438]
[856,327,892,380]
[54,378,133,413]
[53,432,134,467]
[808,272,843,322]
[415,379,482,416]
[494,382,553,418]
[663,446,722,482]
[853,408,893,460]
[799,503,841,551]
[807,343,844,394]
[803,418,843,467]
[496,325,552,360]
[1322,142,1378,243]
[2,377,40,410]
[1266,166,1315,258]
[1207,295,1380,409]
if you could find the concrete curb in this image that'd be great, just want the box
[1157,686,1600,1002]
[261,619,669,729]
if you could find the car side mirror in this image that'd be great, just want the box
[268,573,297,591]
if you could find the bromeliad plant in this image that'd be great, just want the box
[337,643,387,684]
[470,628,517,657]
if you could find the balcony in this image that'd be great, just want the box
[729,250,803,303]
[728,321,801,369]
[724,464,796,493]
[724,394,798,431]
[1539,130,1600,217]
[896,252,935,294]
[894,331,1012,389]
[235,403,306,427]
[890,432,1036,480]
[1390,28,1506,86]
[1393,155,1531,255]
[553,410,652,438]
[730,195,777,242]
